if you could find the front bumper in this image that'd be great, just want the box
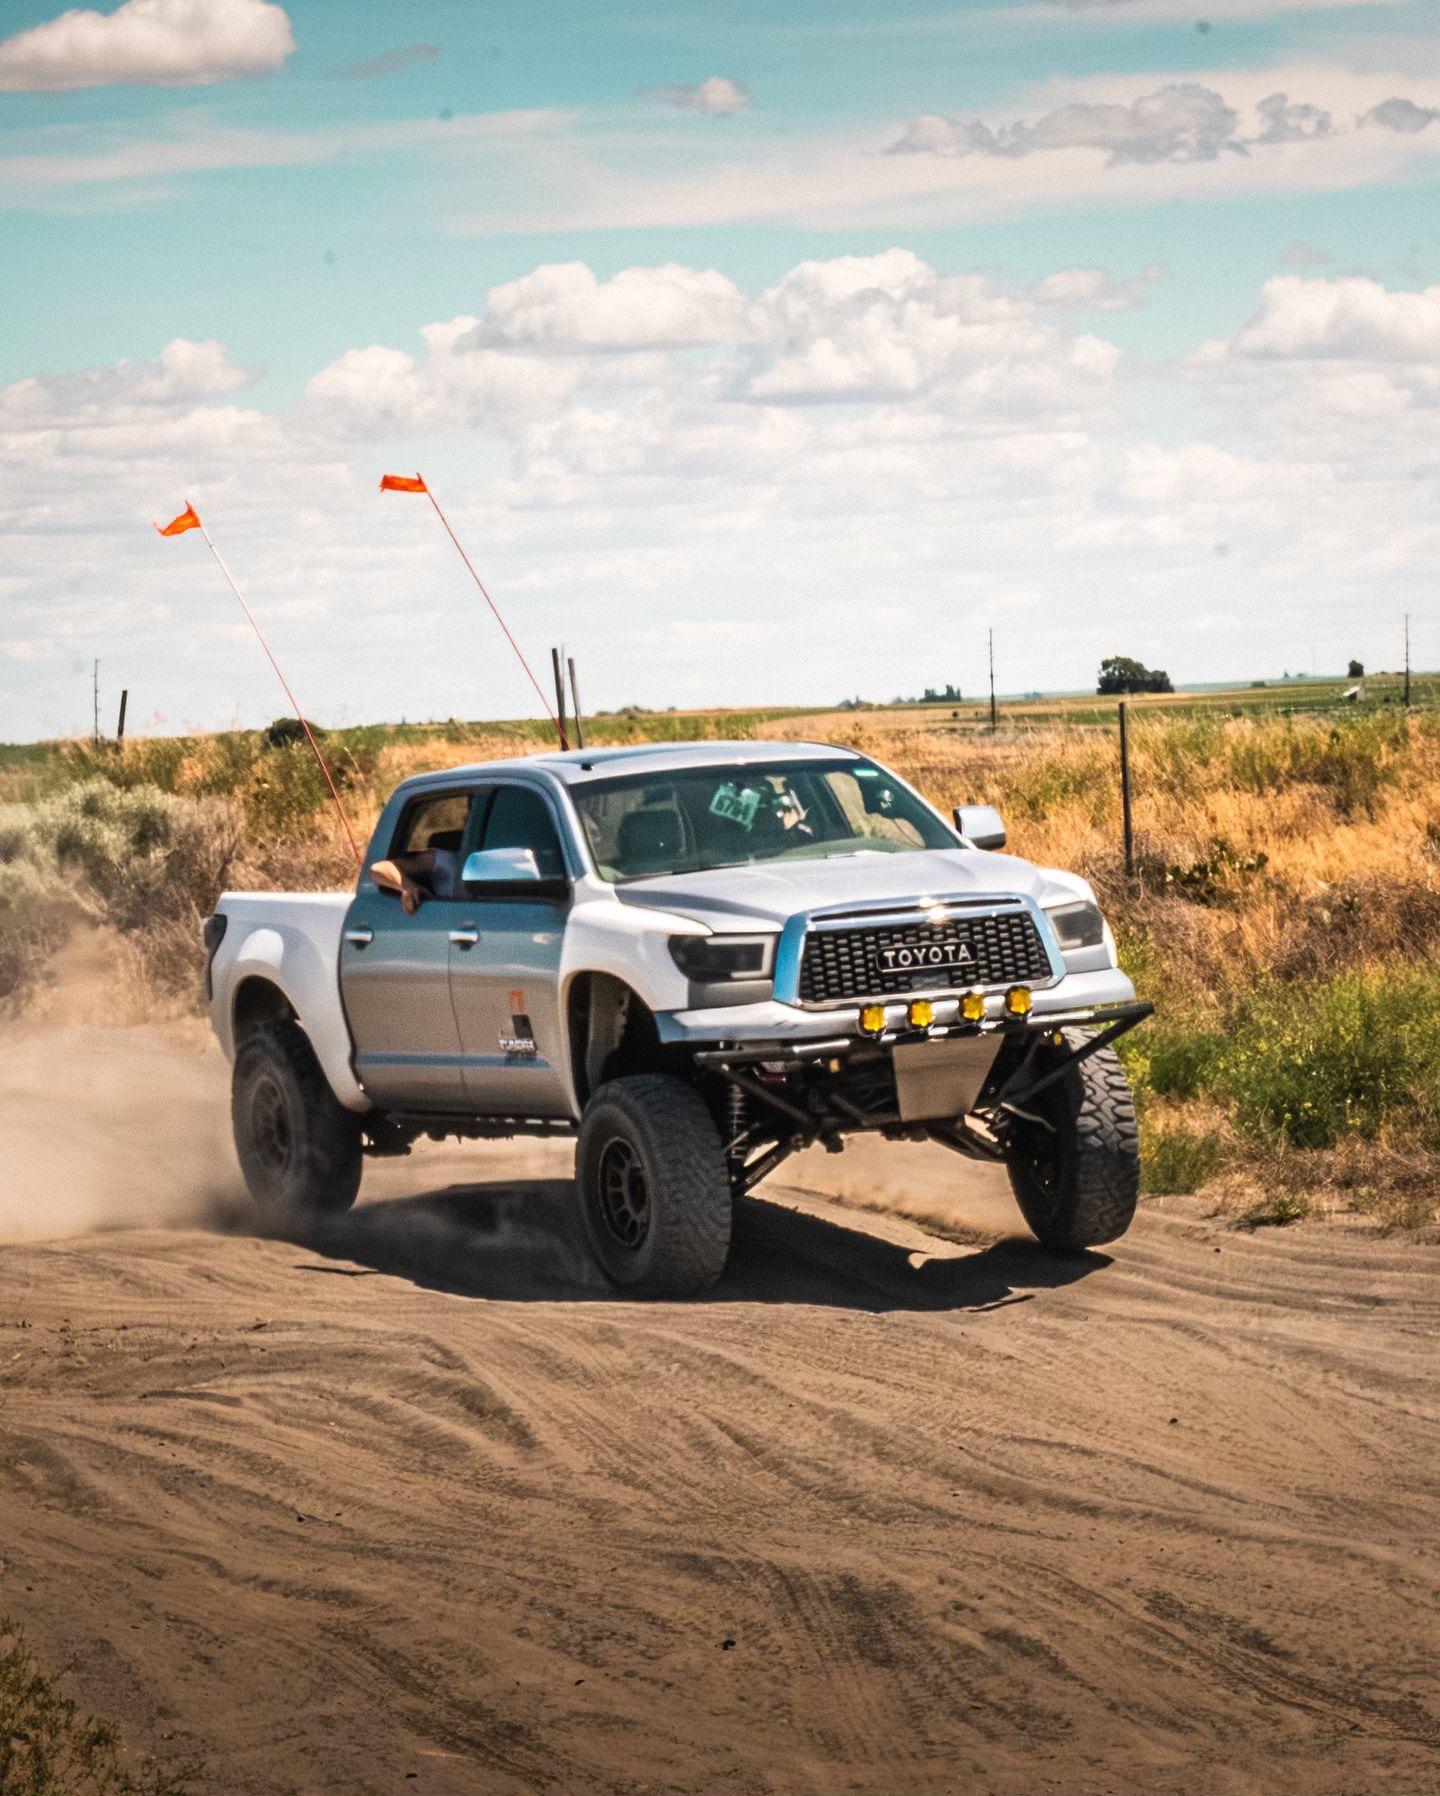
[656,966,1140,1051]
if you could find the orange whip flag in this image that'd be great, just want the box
[152,500,362,865]
[380,471,569,750]
[155,502,200,537]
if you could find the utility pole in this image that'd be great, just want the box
[988,629,997,733]
[92,659,99,743]
[1404,613,1411,708]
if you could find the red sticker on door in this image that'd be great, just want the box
[508,988,525,1013]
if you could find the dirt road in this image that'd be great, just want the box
[1,1120,1437,1795]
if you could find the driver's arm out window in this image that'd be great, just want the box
[385,791,474,900]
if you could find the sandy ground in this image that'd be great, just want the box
[0,1029,1437,1795]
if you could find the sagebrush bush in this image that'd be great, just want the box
[0,1618,192,1794]
[0,780,237,1003]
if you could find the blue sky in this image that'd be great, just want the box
[3,0,1440,737]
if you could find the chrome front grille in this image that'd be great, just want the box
[797,908,1053,1005]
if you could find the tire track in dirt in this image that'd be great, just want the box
[0,1137,1437,1794]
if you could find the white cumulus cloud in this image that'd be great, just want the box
[0,0,295,93]
[740,250,1120,408]
[1228,275,1440,361]
[0,337,251,430]
[477,263,749,351]
[305,321,578,432]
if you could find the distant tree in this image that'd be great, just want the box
[1097,656,1173,696]
[264,715,323,749]
[1347,659,1364,679]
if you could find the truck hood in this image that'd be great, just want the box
[613,848,1068,931]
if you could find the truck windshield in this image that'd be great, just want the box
[571,758,955,883]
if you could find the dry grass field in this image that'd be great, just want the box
[4,686,1438,1232]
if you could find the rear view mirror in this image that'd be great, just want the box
[953,804,1007,851]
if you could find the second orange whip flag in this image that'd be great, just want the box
[152,501,362,865]
[379,472,569,750]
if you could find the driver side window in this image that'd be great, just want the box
[387,790,475,901]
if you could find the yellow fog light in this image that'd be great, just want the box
[860,1004,887,1037]
[907,999,935,1031]
[1004,985,1033,1018]
[960,990,986,1023]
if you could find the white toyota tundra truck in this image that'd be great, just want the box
[205,741,1151,1296]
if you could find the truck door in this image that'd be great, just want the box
[447,783,571,1118]
[339,788,476,1110]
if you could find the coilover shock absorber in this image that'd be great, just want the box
[723,1081,750,1163]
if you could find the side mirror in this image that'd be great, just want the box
[462,847,569,898]
[953,804,1007,851]
[463,846,541,884]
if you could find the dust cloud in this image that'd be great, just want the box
[0,1020,242,1245]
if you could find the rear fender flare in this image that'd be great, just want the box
[221,924,371,1114]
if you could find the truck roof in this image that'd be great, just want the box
[397,739,860,795]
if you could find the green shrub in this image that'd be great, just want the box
[1213,967,1440,1149]
[1140,1123,1227,1195]
[1119,1016,1224,1102]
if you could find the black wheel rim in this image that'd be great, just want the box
[596,1137,651,1251]
[250,1073,293,1176]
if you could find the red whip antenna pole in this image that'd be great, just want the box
[381,473,569,750]
[163,507,363,866]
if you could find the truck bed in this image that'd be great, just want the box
[210,890,365,1110]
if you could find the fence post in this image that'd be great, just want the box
[115,689,128,745]
[567,656,585,748]
[550,647,569,750]
[1119,700,1134,877]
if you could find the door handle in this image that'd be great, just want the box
[344,926,374,948]
[449,927,480,949]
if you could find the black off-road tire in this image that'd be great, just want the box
[232,1018,363,1218]
[576,1075,731,1298]
[1005,1029,1140,1252]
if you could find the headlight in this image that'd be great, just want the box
[668,934,775,980]
[1046,900,1105,951]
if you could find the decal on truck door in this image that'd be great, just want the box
[500,992,538,1059]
